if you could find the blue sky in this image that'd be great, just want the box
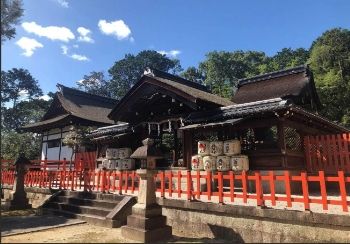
[2,0,350,97]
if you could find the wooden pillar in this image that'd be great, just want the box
[277,120,286,168]
[173,129,178,163]
[182,130,192,169]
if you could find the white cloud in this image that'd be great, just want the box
[60,44,90,61]
[22,21,75,42]
[40,94,51,101]
[98,19,132,41]
[76,79,84,84]
[77,27,94,43]
[71,53,89,61]
[16,37,43,57]
[73,44,79,48]
[61,45,68,55]
[55,0,69,8]
[157,50,181,58]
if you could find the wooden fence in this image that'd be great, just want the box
[1,160,349,213]
[304,133,350,174]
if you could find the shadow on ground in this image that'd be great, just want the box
[1,213,84,236]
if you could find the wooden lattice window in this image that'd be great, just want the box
[284,127,302,151]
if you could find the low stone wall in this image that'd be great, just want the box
[157,198,350,243]
[2,186,57,208]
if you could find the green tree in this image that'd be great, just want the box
[108,50,182,99]
[269,48,309,71]
[77,71,112,97]
[199,51,269,98]
[1,68,43,108]
[181,66,204,84]
[309,28,350,127]
[2,98,51,130]
[1,0,24,43]
[1,129,41,159]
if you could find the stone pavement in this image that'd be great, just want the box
[1,215,85,236]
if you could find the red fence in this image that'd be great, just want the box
[304,133,350,174]
[2,159,349,213]
[75,152,97,170]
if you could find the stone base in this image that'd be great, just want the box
[121,203,172,243]
[9,202,32,210]
[121,224,172,243]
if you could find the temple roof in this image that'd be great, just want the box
[185,98,349,134]
[22,84,117,132]
[108,68,233,123]
[232,65,321,108]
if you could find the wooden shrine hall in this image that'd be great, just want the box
[91,65,349,173]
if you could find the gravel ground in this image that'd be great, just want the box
[1,223,229,243]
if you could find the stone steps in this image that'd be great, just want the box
[43,190,136,228]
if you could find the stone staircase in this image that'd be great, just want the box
[43,190,136,228]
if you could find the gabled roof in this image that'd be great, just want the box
[22,84,118,132]
[232,65,321,108]
[185,98,349,134]
[108,68,233,121]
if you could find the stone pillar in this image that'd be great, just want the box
[9,154,32,210]
[121,169,172,243]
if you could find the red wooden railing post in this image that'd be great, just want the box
[169,171,173,198]
[177,170,181,198]
[118,171,123,195]
[338,171,348,212]
[161,171,165,198]
[207,171,212,201]
[196,170,200,200]
[187,170,191,201]
[301,172,310,211]
[318,171,328,210]
[255,172,263,207]
[242,170,247,203]
[124,171,128,193]
[229,171,234,202]
[269,171,276,206]
[284,171,292,208]
[218,171,223,204]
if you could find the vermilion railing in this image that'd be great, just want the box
[2,159,350,213]
[304,133,350,174]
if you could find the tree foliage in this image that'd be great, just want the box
[181,66,204,84]
[198,51,269,98]
[309,28,350,127]
[1,0,23,43]
[76,71,112,98]
[108,50,182,99]
[1,128,41,160]
[1,68,43,107]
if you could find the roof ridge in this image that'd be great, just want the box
[238,65,308,87]
[145,68,209,92]
[56,83,117,104]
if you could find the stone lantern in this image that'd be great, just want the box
[9,153,32,210]
[130,138,162,169]
[121,138,172,243]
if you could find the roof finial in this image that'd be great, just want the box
[143,67,155,77]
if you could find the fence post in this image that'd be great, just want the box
[187,170,191,201]
[242,170,247,203]
[169,171,173,198]
[196,170,200,200]
[301,172,310,211]
[269,171,276,206]
[319,171,328,210]
[218,171,223,204]
[177,170,181,198]
[284,171,292,208]
[338,171,348,212]
[207,171,212,201]
[255,172,264,207]
[229,171,234,202]
[161,171,165,198]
